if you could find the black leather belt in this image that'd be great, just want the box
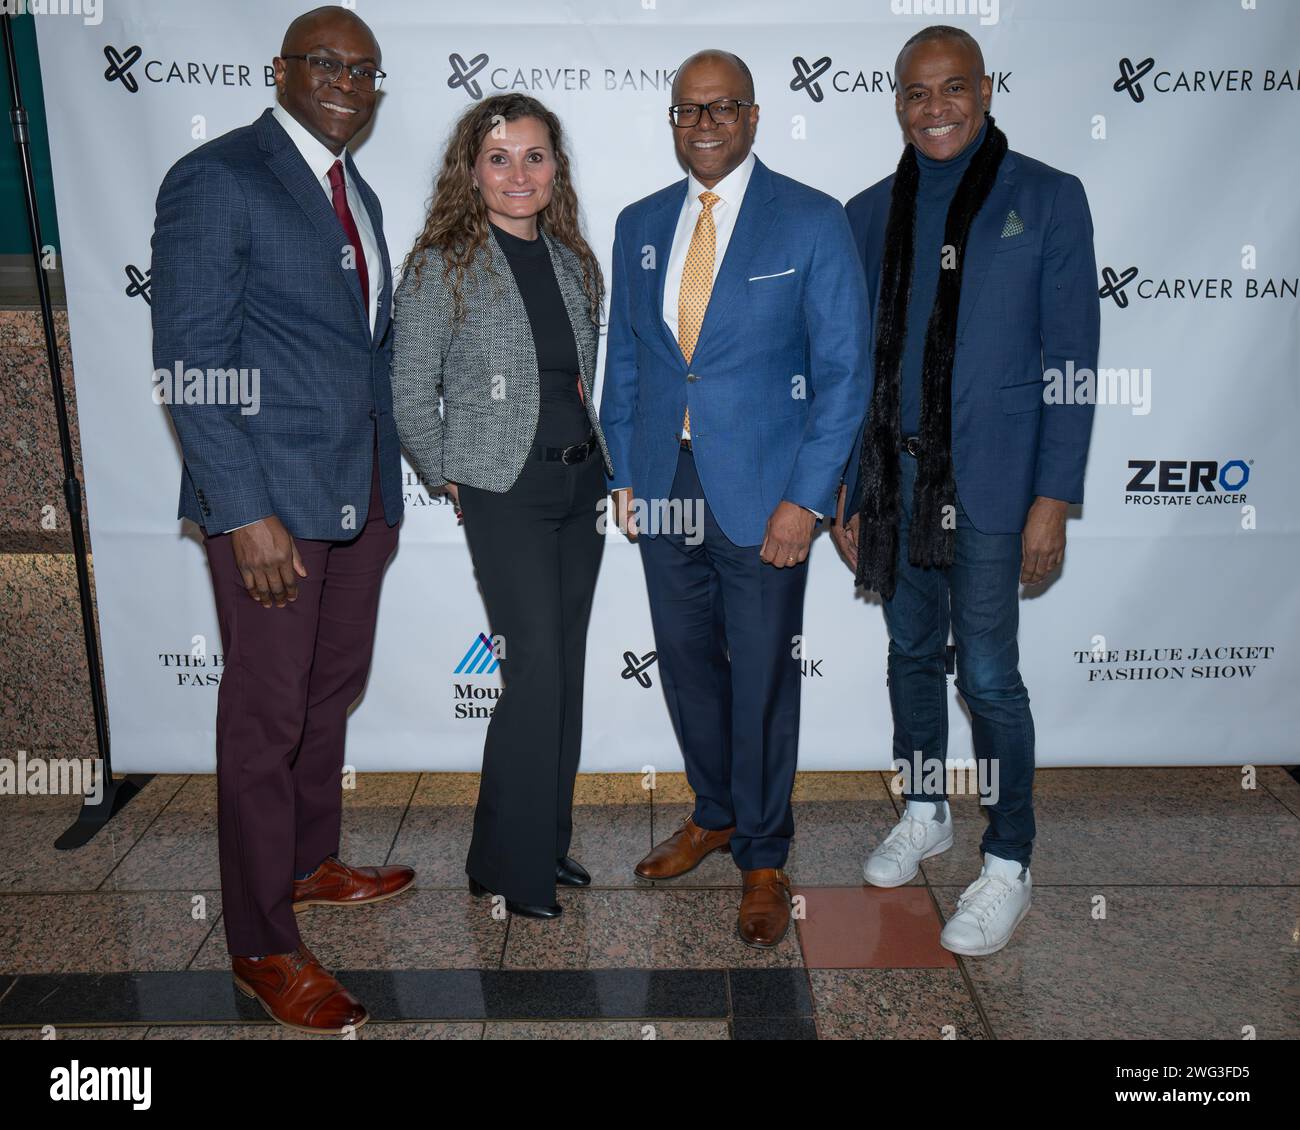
[536,433,597,465]
[903,435,921,458]
[680,436,693,451]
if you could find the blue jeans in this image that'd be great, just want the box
[882,452,1036,866]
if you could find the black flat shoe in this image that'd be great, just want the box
[556,856,591,887]
[506,900,563,919]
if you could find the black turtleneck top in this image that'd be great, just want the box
[489,221,590,448]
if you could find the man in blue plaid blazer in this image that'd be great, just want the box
[150,6,411,1034]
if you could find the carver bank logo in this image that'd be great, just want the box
[1112,56,1155,103]
[620,648,658,688]
[444,48,677,101]
[1098,265,1139,308]
[1112,55,1299,104]
[101,42,274,93]
[447,52,489,100]
[789,54,1012,102]
[123,263,151,305]
[790,56,832,102]
[1099,263,1297,309]
[103,44,142,91]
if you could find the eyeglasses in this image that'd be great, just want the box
[668,98,754,128]
[281,54,386,92]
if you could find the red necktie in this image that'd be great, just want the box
[327,159,369,321]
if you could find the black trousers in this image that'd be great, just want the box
[456,452,606,905]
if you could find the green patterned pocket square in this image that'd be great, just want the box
[1000,209,1025,238]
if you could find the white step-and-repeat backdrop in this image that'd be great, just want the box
[34,0,1299,772]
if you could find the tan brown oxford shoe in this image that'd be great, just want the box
[634,815,734,880]
[737,868,792,948]
[231,945,368,1034]
[292,856,415,911]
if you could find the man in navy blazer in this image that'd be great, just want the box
[601,51,870,947]
[151,6,412,1032]
[835,27,1099,956]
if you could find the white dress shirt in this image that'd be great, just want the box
[224,104,381,534]
[662,149,756,346]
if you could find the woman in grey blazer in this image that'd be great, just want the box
[392,94,612,920]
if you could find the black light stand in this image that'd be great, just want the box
[2,14,151,847]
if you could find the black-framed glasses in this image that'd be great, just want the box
[282,54,386,91]
[668,98,754,128]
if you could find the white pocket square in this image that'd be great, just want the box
[747,268,796,282]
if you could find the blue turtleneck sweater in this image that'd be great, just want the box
[900,117,988,436]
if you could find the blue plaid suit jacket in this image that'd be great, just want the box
[151,107,403,539]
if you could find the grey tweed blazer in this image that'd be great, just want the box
[391,227,613,492]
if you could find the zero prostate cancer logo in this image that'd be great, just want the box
[1126,458,1252,495]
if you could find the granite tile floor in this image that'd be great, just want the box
[0,768,1296,1040]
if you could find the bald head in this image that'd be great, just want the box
[282,5,379,61]
[274,5,382,156]
[672,50,755,104]
[668,49,759,189]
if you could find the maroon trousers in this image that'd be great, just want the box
[203,452,398,956]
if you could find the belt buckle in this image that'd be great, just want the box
[561,440,584,465]
[905,436,921,458]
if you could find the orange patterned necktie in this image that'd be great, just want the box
[677,191,721,438]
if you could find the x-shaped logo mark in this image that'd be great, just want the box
[1113,57,1155,104]
[104,44,143,93]
[447,53,489,101]
[1098,265,1139,309]
[790,55,832,103]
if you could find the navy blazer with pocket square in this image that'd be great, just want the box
[842,149,1100,534]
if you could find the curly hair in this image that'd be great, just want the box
[401,94,604,326]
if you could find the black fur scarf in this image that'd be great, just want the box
[854,115,1008,599]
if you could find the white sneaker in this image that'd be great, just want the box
[863,802,953,887]
[940,854,1032,956]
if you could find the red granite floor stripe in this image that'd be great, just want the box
[794,885,956,970]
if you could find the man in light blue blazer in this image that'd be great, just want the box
[601,50,870,947]
[835,26,1099,957]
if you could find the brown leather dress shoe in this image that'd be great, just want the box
[293,856,415,911]
[737,868,792,948]
[634,815,734,880]
[231,945,368,1034]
